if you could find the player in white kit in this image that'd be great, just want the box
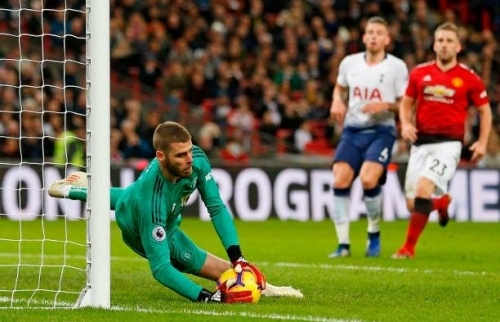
[329,16,408,258]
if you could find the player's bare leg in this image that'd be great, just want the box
[197,253,232,280]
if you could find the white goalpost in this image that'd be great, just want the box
[0,0,110,308]
[79,0,111,308]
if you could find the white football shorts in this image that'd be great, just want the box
[404,141,461,199]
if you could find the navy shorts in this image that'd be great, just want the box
[333,126,396,184]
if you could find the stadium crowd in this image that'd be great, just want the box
[0,0,499,168]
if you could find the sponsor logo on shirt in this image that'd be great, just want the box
[205,172,213,181]
[423,75,432,81]
[423,85,455,104]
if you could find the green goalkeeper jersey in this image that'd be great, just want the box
[114,145,239,300]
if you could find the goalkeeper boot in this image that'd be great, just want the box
[436,194,452,227]
[390,247,414,259]
[365,231,380,257]
[328,244,351,258]
[48,172,88,198]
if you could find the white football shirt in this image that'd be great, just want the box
[337,52,408,128]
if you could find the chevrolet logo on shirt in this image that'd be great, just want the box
[423,85,455,98]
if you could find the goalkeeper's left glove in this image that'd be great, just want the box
[231,257,266,291]
[227,245,266,290]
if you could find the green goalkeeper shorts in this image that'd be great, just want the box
[121,227,208,275]
[167,228,208,275]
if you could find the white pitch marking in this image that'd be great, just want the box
[0,297,361,322]
[0,253,495,276]
[271,262,494,277]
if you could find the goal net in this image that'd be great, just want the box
[0,1,110,308]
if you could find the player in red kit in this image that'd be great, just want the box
[392,22,492,259]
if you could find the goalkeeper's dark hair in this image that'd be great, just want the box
[153,121,192,152]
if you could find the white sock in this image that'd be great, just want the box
[333,196,350,244]
[365,194,382,233]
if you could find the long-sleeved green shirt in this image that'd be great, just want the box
[114,145,239,300]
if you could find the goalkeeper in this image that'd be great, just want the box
[48,121,301,303]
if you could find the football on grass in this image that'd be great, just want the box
[216,268,262,303]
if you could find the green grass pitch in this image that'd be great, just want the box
[0,218,499,322]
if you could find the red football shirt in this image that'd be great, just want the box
[405,61,489,141]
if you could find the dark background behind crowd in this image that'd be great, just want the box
[0,0,499,168]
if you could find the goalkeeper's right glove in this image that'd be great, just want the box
[197,288,224,303]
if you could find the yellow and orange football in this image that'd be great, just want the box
[216,267,262,303]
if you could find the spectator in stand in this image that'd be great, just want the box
[227,95,255,153]
[220,137,249,163]
[0,119,20,159]
[258,110,279,153]
[197,122,223,157]
[294,120,313,153]
[184,67,211,115]
[110,127,125,166]
[53,116,86,169]
[19,98,49,161]
[139,54,163,89]
[119,119,154,161]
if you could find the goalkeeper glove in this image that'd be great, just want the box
[226,245,266,291]
[196,280,254,303]
[232,257,266,291]
[197,288,223,303]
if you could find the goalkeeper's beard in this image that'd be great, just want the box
[162,160,193,178]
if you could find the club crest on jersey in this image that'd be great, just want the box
[152,226,166,242]
[451,77,463,88]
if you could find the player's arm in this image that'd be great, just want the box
[469,103,492,162]
[196,159,266,289]
[362,99,402,114]
[330,84,348,123]
[399,95,417,142]
[398,68,418,142]
[330,58,348,123]
[390,60,410,114]
[399,95,414,125]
